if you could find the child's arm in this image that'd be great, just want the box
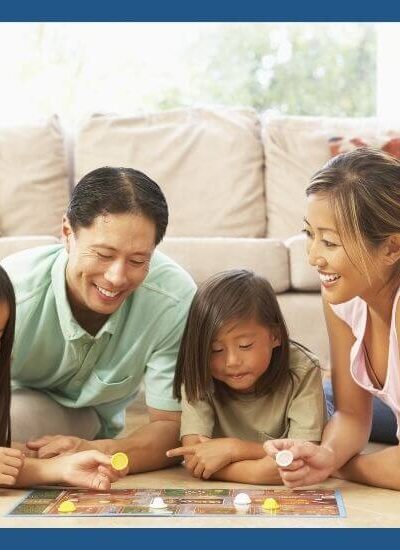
[167,437,268,479]
[0,447,24,487]
[14,450,128,489]
[209,455,283,485]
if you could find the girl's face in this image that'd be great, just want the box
[304,193,389,304]
[0,301,10,350]
[210,317,280,393]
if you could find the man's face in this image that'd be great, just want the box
[63,212,156,316]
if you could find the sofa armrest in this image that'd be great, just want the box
[285,233,320,291]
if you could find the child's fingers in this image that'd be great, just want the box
[95,474,112,492]
[97,465,120,482]
[166,446,195,458]
[193,462,205,479]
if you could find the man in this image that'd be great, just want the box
[3,167,196,473]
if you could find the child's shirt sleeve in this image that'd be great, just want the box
[180,385,215,438]
[286,353,327,442]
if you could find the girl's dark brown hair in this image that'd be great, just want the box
[0,266,16,447]
[173,269,290,402]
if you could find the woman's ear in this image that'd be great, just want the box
[382,234,400,266]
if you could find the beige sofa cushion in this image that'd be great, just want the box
[74,108,266,238]
[262,116,396,239]
[285,234,320,291]
[158,237,289,293]
[0,236,60,261]
[0,116,69,238]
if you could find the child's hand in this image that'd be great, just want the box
[167,437,238,479]
[263,439,335,487]
[0,447,24,486]
[53,450,129,490]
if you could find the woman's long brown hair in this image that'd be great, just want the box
[0,266,16,447]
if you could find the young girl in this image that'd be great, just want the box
[167,269,326,484]
[0,265,127,489]
[264,147,400,491]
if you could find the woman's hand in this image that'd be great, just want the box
[0,447,24,486]
[167,436,239,479]
[52,450,128,491]
[263,439,336,487]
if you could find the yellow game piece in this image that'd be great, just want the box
[111,452,129,471]
[58,500,76,513]
[262,497,280,511]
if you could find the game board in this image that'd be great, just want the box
[8,487,346,517]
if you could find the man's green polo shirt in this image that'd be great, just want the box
[2,245,196,438]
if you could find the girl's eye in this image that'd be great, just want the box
[211,348,223,353]
[239,343,253,350]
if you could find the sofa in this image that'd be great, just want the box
[4,108,388,369]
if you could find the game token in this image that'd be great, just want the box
[275,449,294,468]
[262,498,280,511]
[149,496,168,509]
[58,500,76,513]
[234,493,251,506]
[111,452,129,471]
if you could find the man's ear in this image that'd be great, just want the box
[382,234,400,266]
[61,215,73,252]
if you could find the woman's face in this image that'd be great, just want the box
[0,300,10,351]
[304,193,387,305]
[63,212,156,316]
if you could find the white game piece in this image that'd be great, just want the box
[149,496,168,509]
[234,492,251,506]
[275,450,294,467]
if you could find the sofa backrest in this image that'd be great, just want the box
[74,108,267,239]
[0,116,69,239]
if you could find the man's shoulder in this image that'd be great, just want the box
[142,249,197,303]
[1,244,64,300]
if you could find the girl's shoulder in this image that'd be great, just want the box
[288,341,321,373]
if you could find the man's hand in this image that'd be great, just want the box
[54,450,128,491]
[27,435,93,458]
[167,437,238,479]
[263,439,336,487]
[0,447,24,486]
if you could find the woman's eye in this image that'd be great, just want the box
[302,228,312,238]
[322,240,337,248]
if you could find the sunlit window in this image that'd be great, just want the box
[0,22,379,125]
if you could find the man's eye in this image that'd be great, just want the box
[129,260,145,266]
[97,253,112,259]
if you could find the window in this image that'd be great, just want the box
[0,22,381,125]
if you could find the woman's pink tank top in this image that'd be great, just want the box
[331,286,400,441]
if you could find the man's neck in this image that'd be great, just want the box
[70,303,110,336]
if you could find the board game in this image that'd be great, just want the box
[8,487,346,517]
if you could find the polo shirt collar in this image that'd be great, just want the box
[51,248,123,340]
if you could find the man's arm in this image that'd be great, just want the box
[28,408,181,474]
[91,407,182,473]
